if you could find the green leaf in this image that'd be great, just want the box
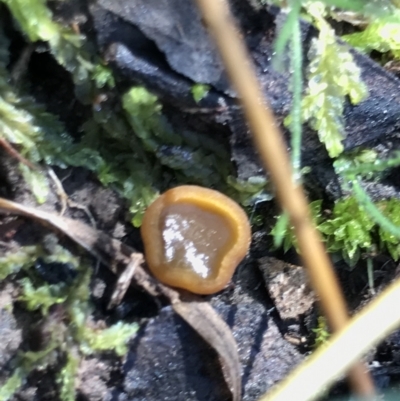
[226,176,271,206]
[92,64,115,89]
[1,0,60,43]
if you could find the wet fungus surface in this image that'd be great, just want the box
[141,186,251,294]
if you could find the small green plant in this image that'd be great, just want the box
[191,83,210,103]
[343,4,400,59]
[313,316,330,348]
[272,194,400,267]
[0,244,138,401]
[0,0,114,100]
[377,199,400,260]
[318,197,374,266]
[271,200,323,252]
[57,353,79,401]
[301,2,368,158]
[270,0,400,271]
[273,0,367,177]
[0,1,265,226]
[334,151,400,261]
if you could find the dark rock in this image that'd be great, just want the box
[97,0,231,94]
[121,288,303,401]
[121,306,232,401]
[258,256,316,322]
[90,0,400,186]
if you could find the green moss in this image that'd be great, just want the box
[92,64,115,89]
[0,242,138,400]
[333,150,400,261]
[272,193,400,267]
[343,8,400,59]
[226,176,272,206]
[334,150,400,179]
[81,322,138,356]
[0,15,71,202]
[0,246,40,280]
[19,279,67,315]
[0,2,244,225]
[122,87,232,186]
[319,197,374,266]
[57,353,79,401]
[0,0,112,102]
[378,198,400,260]
[271,200,323,252]
[0,344,58,401]
[0,3,158,221]
[0,369,24,401]
[0,243,81,281]
[313,316,330,348]
[191,84,210,103]
[301,2,367,158]
[273,134,400,268]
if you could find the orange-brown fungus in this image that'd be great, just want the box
[141,185,251,294]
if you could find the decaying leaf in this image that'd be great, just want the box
[173,299,241,401]
[0,197,241,401]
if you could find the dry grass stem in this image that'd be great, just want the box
[259,276,400,401]
[195,0,375,396]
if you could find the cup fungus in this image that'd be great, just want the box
[141,185,251,294]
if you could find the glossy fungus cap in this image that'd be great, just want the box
[141,185,251,294]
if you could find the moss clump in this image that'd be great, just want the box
[57,353,79,401]
[313,316,330,348]
[271,200,323,253]
[318,197,374,266]
[301,2,367,158]
[272,196,400,267]
[0,244,138,401]
[343,2,400,60]
[190,83,210,103]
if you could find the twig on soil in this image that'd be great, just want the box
[107,252,144,309]
[195,0,375,397]
[47,167,97,228]
[47,167,68,216]
[0,137,37,170]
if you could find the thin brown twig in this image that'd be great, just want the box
[0,138,37,170]
[195,0,375,397]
